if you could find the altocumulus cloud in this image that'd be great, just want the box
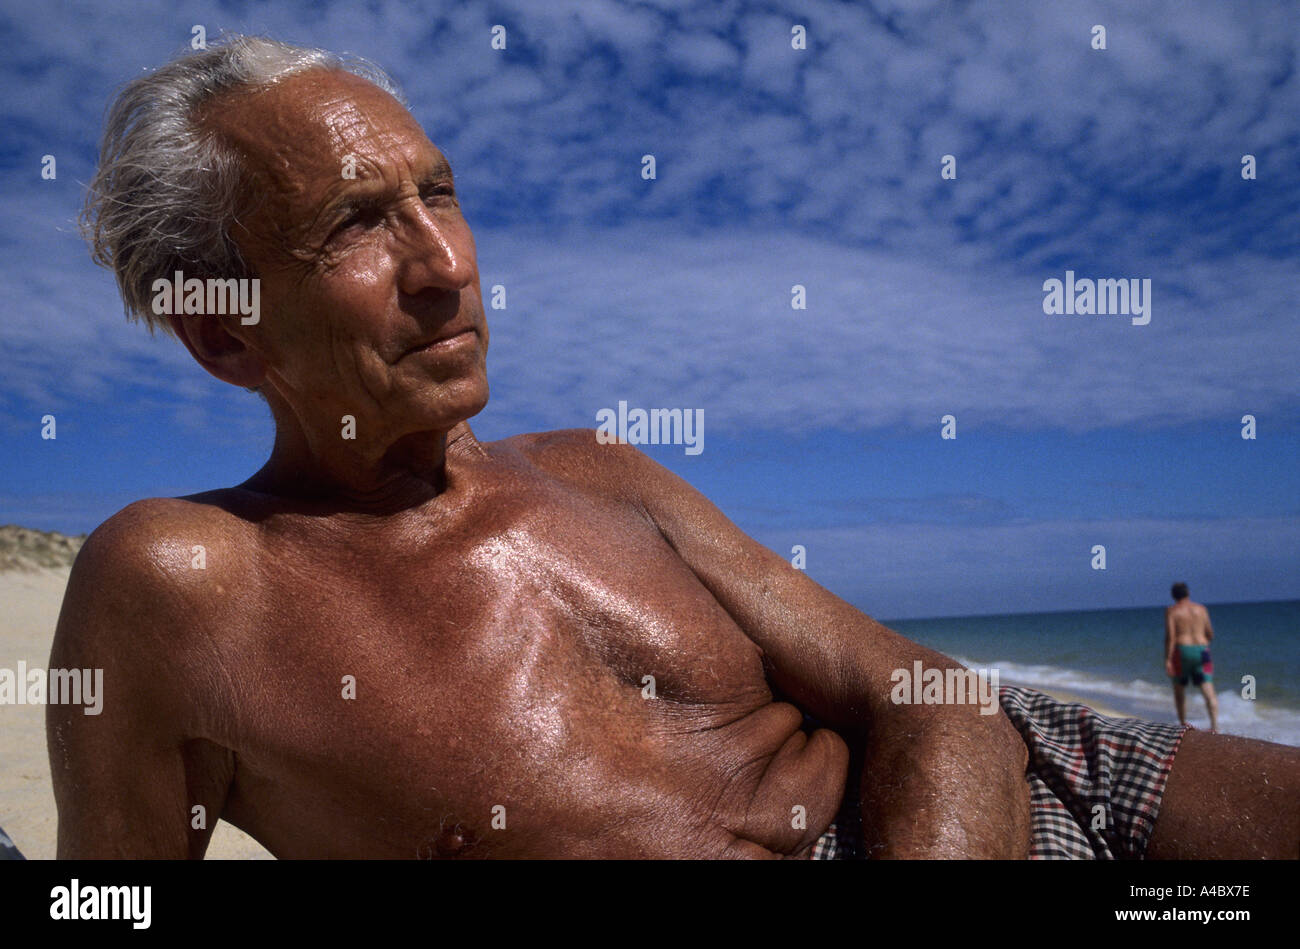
[1,0,1295,438]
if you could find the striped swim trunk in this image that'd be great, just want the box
[811,685,1191,860]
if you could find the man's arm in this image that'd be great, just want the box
[1203,607,1214,643]
[46,506,233,858]
[1164,608,1177,676]
[591,440,1030,858]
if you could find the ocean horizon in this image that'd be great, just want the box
[876,599,1300,747]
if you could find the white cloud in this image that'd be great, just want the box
[1,0,1296,440]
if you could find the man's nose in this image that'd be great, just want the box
[394,201,475,297]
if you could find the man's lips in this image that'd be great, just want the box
[400,327,476,358]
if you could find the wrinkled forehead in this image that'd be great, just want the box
[201,68,441,214]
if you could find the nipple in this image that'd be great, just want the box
[423,823,476,858]
[436,829,466,855]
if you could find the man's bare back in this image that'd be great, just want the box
[1166,599,1213,647]
[49,429,849,858]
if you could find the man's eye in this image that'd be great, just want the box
[332,207,382,239]
[424,186,458,206]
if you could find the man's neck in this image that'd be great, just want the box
[244,418,483,516]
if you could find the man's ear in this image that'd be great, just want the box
[168,312,268,390]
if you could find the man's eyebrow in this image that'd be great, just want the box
[423,156,455,182]
[316,156,455,223]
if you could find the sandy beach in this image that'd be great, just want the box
[1,527,1124,860]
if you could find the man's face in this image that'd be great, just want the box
[204,69,489,442]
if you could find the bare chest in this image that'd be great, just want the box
[216,481,784,856]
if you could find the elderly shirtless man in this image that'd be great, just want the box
[50,36,1298,860]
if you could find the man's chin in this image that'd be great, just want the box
[401,377,489,431]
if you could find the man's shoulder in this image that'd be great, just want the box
[495,428,657,496]
[60,495,256,643]
[49,496,253,730]
[499,426,633,459]
[80,494,254,574]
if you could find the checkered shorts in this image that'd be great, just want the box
[810,685,1190,860]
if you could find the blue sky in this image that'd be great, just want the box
[1,0,1297,618]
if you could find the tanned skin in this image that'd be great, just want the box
[1164,592,1220,733]
[48,69,1297,859]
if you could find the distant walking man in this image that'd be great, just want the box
[1165,583,1219,733]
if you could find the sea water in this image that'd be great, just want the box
[879,600,1300,747]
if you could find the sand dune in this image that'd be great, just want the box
[0,524,85,572]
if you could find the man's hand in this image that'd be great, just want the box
[592,439,1032,858]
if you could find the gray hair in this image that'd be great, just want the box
[81,34,407,336]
